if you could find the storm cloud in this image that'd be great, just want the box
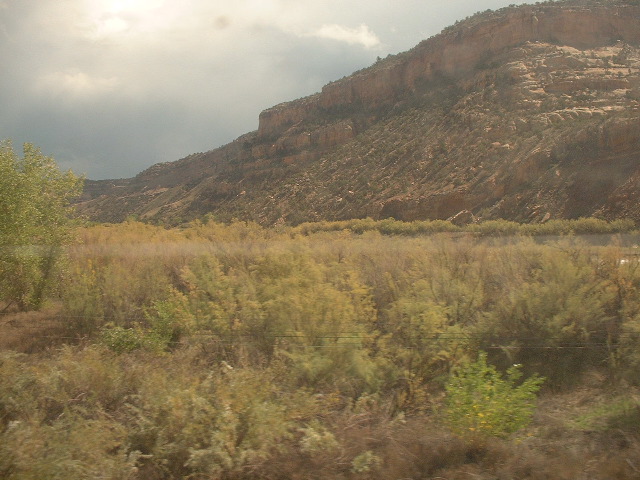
[0,0,528,179]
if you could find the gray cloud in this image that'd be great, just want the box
[0,0,529,179]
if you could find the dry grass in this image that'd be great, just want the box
[3,221,640,478]
[0,303,71,352]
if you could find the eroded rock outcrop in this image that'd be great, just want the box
[257,3,640,138]
[76,1,640,226]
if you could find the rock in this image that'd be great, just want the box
[257,4,640,138]
[448,209,477,226]
[74,3,640,226]
[599,117,640,153]
[380,190,469,222]
[311,121,356,149]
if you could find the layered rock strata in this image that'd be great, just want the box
[76,1,640,226]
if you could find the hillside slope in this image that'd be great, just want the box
[76,0,640,225]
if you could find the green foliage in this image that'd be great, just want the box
[0,347,301,480]
[473,239,616,384]
[144,294,194,348]
[56,219,640,391]
[298,422,340,455]
[444,352,544,438]
[62,222,183,335]
[125,365,296,478]
[99,324,147,353]
[351,450,382,474]
[0,347,143,479]
[294,217,636,237]
[1,412,139,480]
[99,294,193,353]
[383,279,466,384]
[569,395,640,432]
[5,217,640,478]
[0,142,83,310]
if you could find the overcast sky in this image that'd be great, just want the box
[0,0,530,179]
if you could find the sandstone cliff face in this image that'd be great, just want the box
[257,95,320,138]
[256,3,640,138]
[76,1,640,226]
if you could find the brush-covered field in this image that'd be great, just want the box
[2,218,640,479]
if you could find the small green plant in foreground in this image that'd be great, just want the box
[444,352,544,438]
[99,324,146,353]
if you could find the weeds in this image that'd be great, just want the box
[1,218,640,478]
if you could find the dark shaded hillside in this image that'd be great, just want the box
[77,0,640,225]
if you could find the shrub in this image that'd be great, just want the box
[444,352,544,438]
[99,324,146,353]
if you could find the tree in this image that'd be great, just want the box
[0,141,83,310]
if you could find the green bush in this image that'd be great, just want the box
[99,324,146,353]
[444,352,544,438]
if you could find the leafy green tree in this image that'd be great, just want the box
[0,141,83,310]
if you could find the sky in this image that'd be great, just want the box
[0,0,530,180]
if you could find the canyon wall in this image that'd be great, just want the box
[76,2,640,226]
[257,4,640,138]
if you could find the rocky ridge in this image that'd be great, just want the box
[77,0,640,225]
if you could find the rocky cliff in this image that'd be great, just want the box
[76,0,640,226]
[257,2,640,138]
